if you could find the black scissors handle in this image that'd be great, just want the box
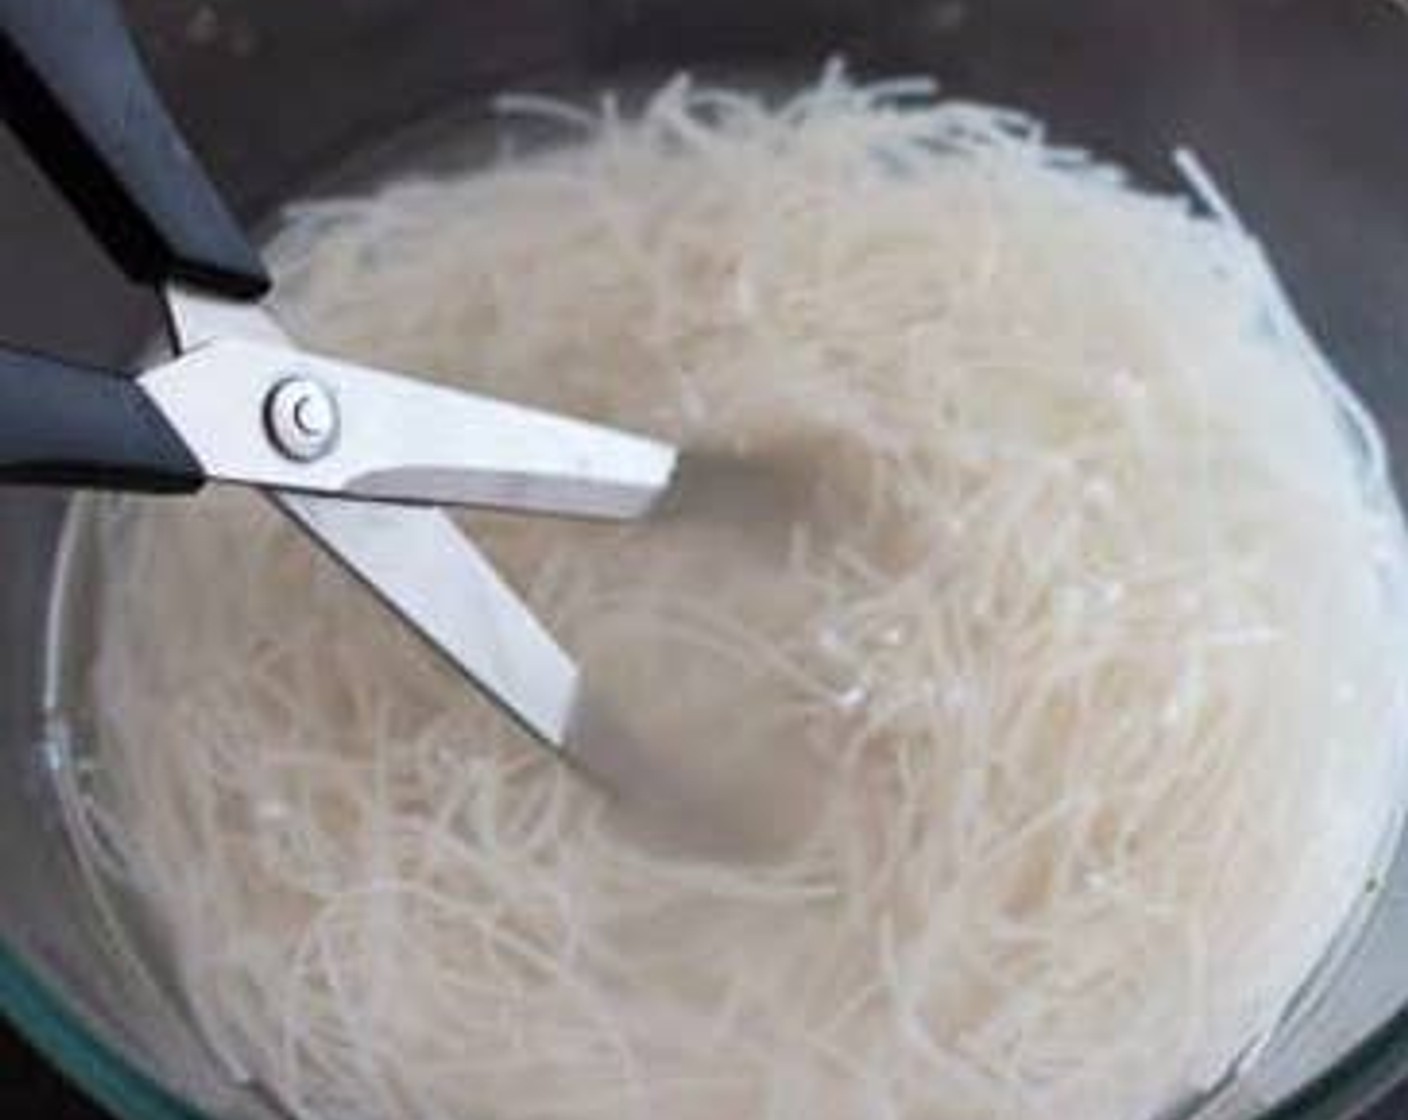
[0,347,201,492]
[0,0,269,298]
[0,0,260,494]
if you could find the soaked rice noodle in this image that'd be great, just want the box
[58,67,1408,1120]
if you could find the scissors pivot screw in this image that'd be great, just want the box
[265,376,339,462]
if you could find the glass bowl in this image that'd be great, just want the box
[2,1,1408,1118]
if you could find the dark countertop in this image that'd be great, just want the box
[0,1022,149,1120]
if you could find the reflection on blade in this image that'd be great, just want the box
[276,492,582,749]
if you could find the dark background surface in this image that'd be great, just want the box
[4,0,1408,1118]
[0,1022,116,1120]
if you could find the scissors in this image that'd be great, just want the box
[0,0,678,753]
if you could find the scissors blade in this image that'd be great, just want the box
[160,283,586,750]
[278,495,583,747]
[163,282,287,349]
[140,337,677,519]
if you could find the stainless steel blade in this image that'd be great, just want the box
[159,283,588,751]
[163,282,288,349]
[278,495,583,747]
[140,336,677,519]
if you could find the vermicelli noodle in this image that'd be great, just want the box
[55,67,1408,1120]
